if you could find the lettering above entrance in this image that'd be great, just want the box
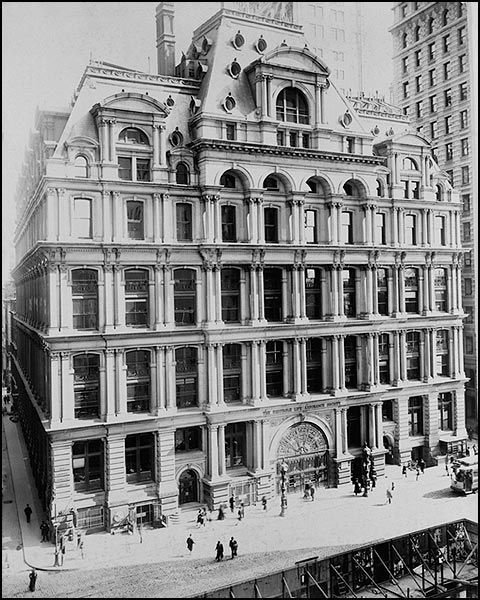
[277,422,328,457]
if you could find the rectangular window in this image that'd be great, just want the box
[464,279,472,296]
[444,89,452,107]
[305,268,322,319]
[415,75,421,92]
[375,212,386,245]
[443,62,450,80]
[463,222,471,241]
[442,34,450,53]
[346,137,355,153]
[266,341,283,397]
[435,216,446,246]
[305,209,318,244]
[446,170,454,185]
[459,54,466,73]
[341,211,353,244]
[436,330,449,376]
[73,354,100,418]
[276,130,285,146]
[444,116,452,135]
[438,393,453,430]
[302,133,310,149]
[415,50,421,67]
[136,159,150,181]
[72,270,98,330]
[223,344,242,402]
[461,138,469,157]
[226,123,236,141]
[429,69,436,86]
[378,333,390,384]
[460,110,468,129]
[289,131,298,147]
[125,270,149,327]
[458,26,465,46]
[127,201,144,240]
[416,101,422,118]
[428,43,435,61]
[464,251,471,266]
[403,106,409,117]
[466,336,474,354]
[176,203,193,241]
[73,440,104,491]
[461,166,470,185]
[445,142,453,161]
[221,205,236,242]
[221,268,240,323]
[342,269,356,317]
[402,57,408,73]
[434,268,447,311]
[408,396,423,435]
[403,81,409,99]
[125,433,154,483]
[264,207,279,243]
[175,427,202,452]
[430,121,437,139]
[462,194,470,214]
[118,157,132,180]
[429,95,437,113]
[377,268,389,315]
[404,269,419,313]
[225,423,246,468]
[74,198,92,239]
[459,82,468,101]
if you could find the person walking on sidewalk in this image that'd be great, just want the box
[229,536,238,559]
[229,495,235,513]
[261,496,267,510]
[419,458,426,474]
[186,534,195,554]
[386,488,393,504]
[215,540,224,561]
[40,520,49,542]
[310,486,315,501]
[24,504,32,523]
[28,569,37,592]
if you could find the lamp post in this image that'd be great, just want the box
[279,460,288,517]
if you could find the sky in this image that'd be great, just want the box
[2,2,393,283]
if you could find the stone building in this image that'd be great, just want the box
[390,1,477,431]
[11,2,468,532]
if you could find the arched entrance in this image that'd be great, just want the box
[276,422,330,493]
[178,469,199,505]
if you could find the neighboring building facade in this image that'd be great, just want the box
[390,1,477,431]
[11,2,468,533]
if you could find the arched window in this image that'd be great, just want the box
[414,25,420,42]
[442,9,448,26]
[276,88,309,124]
[263,175,280,191]
[73,354,100,419]
[343,180,363,197]
[428,17,434,35]
[402,32,408,48]
[72,269,98,330]
[74,155,89,178]
[220,172,237,188]
[118,127,149,145]
[125,350,150,413]
[402,157,418,170]
[176,162,190,185]
[174,269,196,325]
[436,185,443,201]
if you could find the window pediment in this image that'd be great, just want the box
[91,92,171,119]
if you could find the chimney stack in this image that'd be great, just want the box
[156,2,176,76]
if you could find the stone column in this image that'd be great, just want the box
[282,342,289,398]
[330,336,340,394]
[218,424,226,477]
[400,330,407,381]
[249,266,259,322]
[207,344,217,408]
[216,344,225,407]
[48,264,60,333]
[259,340,267,400]
[335,408,344,457]
[49,352,61,424]
[105,434,126,508]
[59,265,72,331]
[104,265,114,332]
[207,425,219,480]
[369,404,377,449]
[342,408,349,454]
[258,267,266,322]
[300,338,308,395]
[115,349,126,415]
[251,342,260,403]
[163,267,173,327]
[165,346,176,410]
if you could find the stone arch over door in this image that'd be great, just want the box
[275,421,331,492]
[178,468,199,505]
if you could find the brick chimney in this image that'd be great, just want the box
[156,2,176,76]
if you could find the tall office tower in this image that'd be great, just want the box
[390,1,477,432]
[11,2,467,535]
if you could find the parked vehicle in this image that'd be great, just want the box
[450,455,478,494]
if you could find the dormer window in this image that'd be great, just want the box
[276,88,309,124]
[117,127,151,181]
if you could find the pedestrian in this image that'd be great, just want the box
[229,536,238,559]
[215,540,224,562]
[186,534,195,554]
[261,496,267,510]
[229,495,235,513]
[217,505,225,520]
[391,481,395,491]
[415,467,420,481]
[445,462,450,477]
[28,569,37,592]
[419,458,425,474]
[386,488,393,504]
[40,520,49,542]
[196,510,204,528]
[353,478,362,496]
[240,502,245,519]
[237,507,243,521]
[24,504,32,523]
[78,536,85,559]
[59,535,66,565]
[402,465,407,478]
[310,486,315,501]
[303,482,310,500]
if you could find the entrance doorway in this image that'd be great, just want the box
[383,435,395,464]
[178,469,199,504]
[276,422,330,493]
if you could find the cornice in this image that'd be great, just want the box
[189,139,386,166]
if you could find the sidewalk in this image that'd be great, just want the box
[2,411,478,578]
